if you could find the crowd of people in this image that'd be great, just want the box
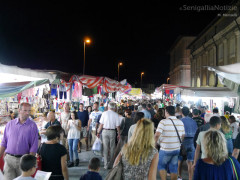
[1,100,240,180]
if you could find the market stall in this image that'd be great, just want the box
[208,63,240,113]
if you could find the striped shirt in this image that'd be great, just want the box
[156,116,185,151]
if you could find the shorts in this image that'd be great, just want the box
[158,149,180,173]
[81,127,88,138]
[178,138,195,161]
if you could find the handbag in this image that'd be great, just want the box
[105,155,123,180]
[92,138,102,152]
[169,118,187,158]
[229,157,239,180]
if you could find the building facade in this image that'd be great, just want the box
[169,36,195,86]
[189,3,240,87]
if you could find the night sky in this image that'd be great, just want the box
[0,0,235,86]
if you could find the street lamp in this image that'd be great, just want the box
[83,38,91,75]
[141,72,144,87]
[118,62,123,81]
[167,77,170,84]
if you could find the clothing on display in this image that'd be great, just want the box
[50,84,58,97]
[72,82,82,99]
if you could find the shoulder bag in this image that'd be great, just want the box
[229,157,239,180]
[105,154,123,180]
[169,118,187,158]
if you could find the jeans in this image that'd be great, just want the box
[226,138,233,155]
[68,139,79,162]
[158,149,180,173]
[179,138,195,161]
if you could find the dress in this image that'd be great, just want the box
[194,157,240,180]
[122,147,158,180]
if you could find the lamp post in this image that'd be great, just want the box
[167,77,170,84]
[83,38,91,75]
[141,72,144,87]
[118,62,123,81]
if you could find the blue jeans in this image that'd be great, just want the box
[158,149,180,173]
[68,139,79,162]
[226,138,233,155]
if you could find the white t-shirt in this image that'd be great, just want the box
[156,116,185,151]
[67,119,81,139]
[41,120,48,143]
[99,110,120,129]
[231,122,239,139]
[89,111,102,130]
[196,131,207,159]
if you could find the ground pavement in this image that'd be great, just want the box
[68,149,189,180]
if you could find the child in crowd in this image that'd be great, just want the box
[14,154,37,180]
[80,157,102,180]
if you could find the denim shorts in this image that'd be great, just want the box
[158,149,180,173]
[178,138,195,161]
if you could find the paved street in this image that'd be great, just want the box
[68,148,189,180]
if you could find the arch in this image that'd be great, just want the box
[197,77,201,87]
[209,73,215,87]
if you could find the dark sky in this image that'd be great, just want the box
[0,0,235,86]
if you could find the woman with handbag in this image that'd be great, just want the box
[38,125,69,180]
[193,129,240,180]
[113,118,159,180]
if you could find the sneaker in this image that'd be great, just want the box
[75,159,79,166]
[177,176,182,180]
[67,162,74,168]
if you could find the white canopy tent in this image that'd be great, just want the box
[0,63,56,83]
[208,63,240,84]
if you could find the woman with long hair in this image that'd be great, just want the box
[152,108,164,132]
[220,116,233,156]
[114,118,159,180]
[86,106,92,115]
[66,111,81,167]
[194,129,240,180]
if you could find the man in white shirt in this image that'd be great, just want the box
[154,106,185,180]
[97,102,120,169]
[192,116,222,169]
[87,102,102,146]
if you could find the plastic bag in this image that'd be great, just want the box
[92,138,102,152]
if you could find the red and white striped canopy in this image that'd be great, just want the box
[63,75,131,93]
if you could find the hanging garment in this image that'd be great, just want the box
[51,84,58,97]
[72,82,82,98]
